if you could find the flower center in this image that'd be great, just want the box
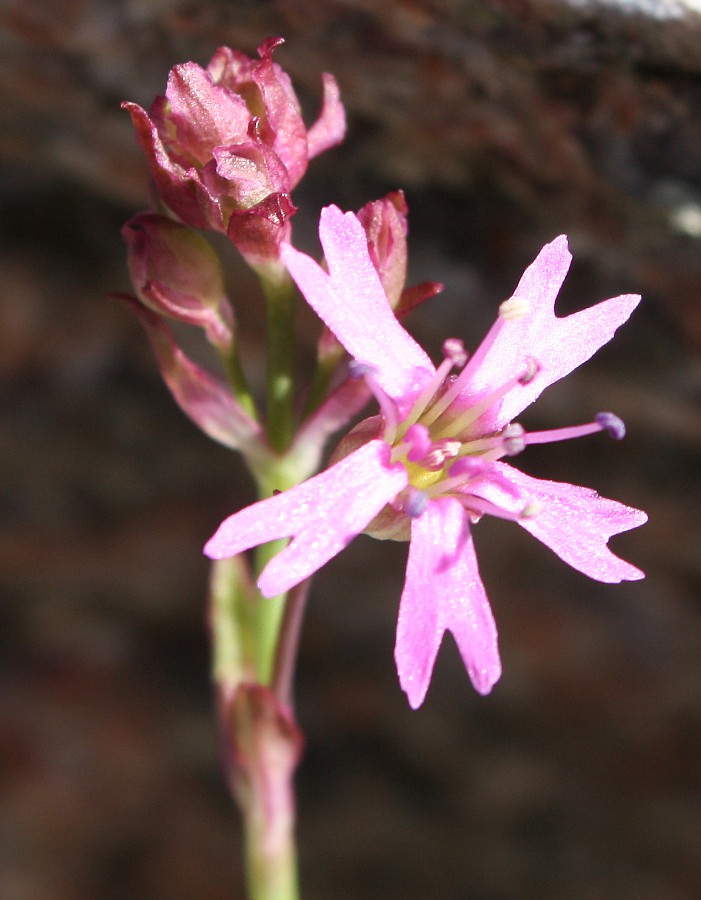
[351,294,626,529]
[381,336,626,519]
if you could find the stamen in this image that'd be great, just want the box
[429,461,525,501]
[420,317,506,424]
[524,412,626,446]
[348,360,373,380]
[401,340,466,432]
[518,356,540,385]
[432,290,532,420]
[501,423,526,456]
[349,361,400,443]
[499,294,531,320]
[426,466,484,498]
[403,488,429,518]
[595,411,626,440]
[420,440,461,470]
[461,494,538,523]
[442,337,468,367]
[431,359,540,439]
[520,500,542,519]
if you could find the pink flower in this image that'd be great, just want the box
[204,206,647,708]
[123,38,345,267]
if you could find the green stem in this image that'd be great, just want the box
[261,269,296,453]
[272,579,311,709]
[220,338,257,420]
[252,538,290,685]
[210,557,302,900]
[251,453,313,686]
[302,343,343,419]
[210,556,258,691]
[244,804,299,900]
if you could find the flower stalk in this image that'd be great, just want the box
[227,681,301,900]
[210,554,304,900]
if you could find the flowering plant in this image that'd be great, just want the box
[120,38,646,900]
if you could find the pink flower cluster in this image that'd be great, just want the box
[123,38,345,267]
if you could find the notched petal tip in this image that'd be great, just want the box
[468,662,502,696]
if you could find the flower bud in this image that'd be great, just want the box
[356,191,442,314]
[123,212,233,349]
[356,191,410,308]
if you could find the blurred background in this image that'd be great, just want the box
[1,1,700,897]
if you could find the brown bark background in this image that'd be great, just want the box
[1,1,699,898]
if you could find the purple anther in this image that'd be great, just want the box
[595,411,626,440]
[348,360,376,380]
[404,488,429,518]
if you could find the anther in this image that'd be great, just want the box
[404,488,429,518]
[442,338,468,367]
[502,423,526,456]
[348,360,399,442]
[348,360,376,380]
[499,295,531,320]
[520,500,541,519]
[518,357,541,386]
[595,411,626,440]
[422,440,461,470]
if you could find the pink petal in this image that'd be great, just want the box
[165,63,250,162]
[395,497,501,709]
[204,440,408,596]
[478,463,648,583]
[460,236,641,430]
[307,73,347,160]
[211,141,291,207]
[250,40,309,187]
[281,206,434,406]
[121,102,215,231]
